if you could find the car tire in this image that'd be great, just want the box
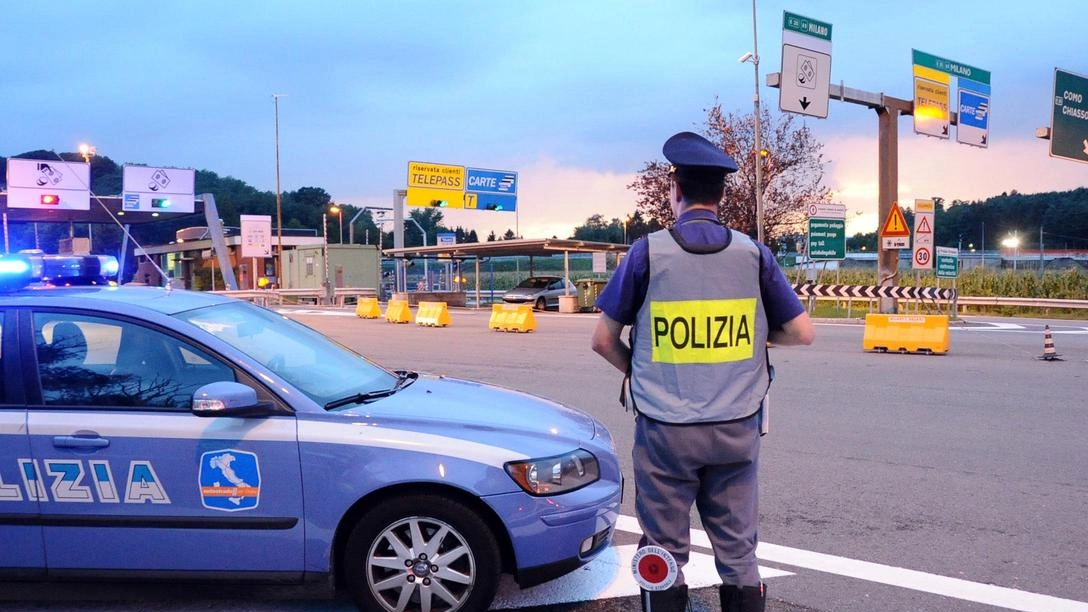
[534,297,547,311]
[344,494,501,612]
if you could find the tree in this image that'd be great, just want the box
[569,210,662,243]
[628,102,832,250]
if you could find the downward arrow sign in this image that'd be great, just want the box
[800,97,811,110]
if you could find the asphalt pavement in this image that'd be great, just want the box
[5,307,1086,612]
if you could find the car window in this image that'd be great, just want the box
[517,277,552,289]
[34,313,236,409]
[176,301,396,408]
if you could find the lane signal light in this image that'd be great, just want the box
[486,204,504,211]
[41,194,60,205]
[430,200,448,207]
[151,198,172,209]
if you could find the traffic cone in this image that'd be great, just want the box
[1036,325,1063,361]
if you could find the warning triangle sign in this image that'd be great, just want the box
[880,204,911,237]
[916,216,932,234]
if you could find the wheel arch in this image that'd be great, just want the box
[330,482,515,588]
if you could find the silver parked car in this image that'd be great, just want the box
[502,275,576,310]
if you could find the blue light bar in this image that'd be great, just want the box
[0,253,121,290]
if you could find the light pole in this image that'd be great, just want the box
[740,0,764,244]
[329,204,343,243]
[78,143,97,247]
[273,94,286,284]
[349,206,392,245]
[1002,234,1020,271]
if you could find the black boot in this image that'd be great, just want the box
[719,582,766,612]
[640,584,689,612]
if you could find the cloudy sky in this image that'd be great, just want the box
[2,1,1085,240]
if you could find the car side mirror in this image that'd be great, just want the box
[192,381,277,418]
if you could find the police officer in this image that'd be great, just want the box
[591,131,814,612]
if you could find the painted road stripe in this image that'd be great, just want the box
[615,515,1088,612]
[491,543,792,609]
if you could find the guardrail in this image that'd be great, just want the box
[955,296,1088,310]
[800,293,1088,313]
[212,287,377,308]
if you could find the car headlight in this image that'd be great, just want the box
[505,449,600,496]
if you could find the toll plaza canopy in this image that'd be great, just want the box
[382,237,630,302]
[383,237,629,260]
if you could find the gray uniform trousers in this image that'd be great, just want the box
[633,411,761,587]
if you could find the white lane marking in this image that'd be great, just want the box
[955,321,1025,331]
[490,544,792,609]
[615,515,1088,612]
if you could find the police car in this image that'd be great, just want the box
[0,253,621,612]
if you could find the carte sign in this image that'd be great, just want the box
[5,158,90,210]
[122,165,196,213]
[465,167,518,212]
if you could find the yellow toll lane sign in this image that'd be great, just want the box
[407,162,466,208]
[913,77,950,139]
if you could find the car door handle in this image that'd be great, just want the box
[53,436,110,449]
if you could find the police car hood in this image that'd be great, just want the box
[363,374,598,444]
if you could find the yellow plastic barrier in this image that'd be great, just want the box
[488,303,536,333]
[863,314,949,355]
[385,299,413,324]
[355,297,382,319]
[416,301,452,327]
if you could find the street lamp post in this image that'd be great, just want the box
[740,0,764,244]
[329,204,343,244]
[78,143,96,248]
[1001,234,1020,271]
[273,94,286,285]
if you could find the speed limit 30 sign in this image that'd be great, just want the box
[914,247,932,267]
[912,199,935,270]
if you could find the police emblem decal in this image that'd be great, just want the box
[198,449,261,512]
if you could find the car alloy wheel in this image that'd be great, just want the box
[345,494,500,612]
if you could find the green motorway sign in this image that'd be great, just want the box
[783,11,832,41]
[1051,68,1088,165]
[807,217,845,261]
[935,246,959,278]
[911,49,990,84]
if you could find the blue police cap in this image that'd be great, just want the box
[662,131,738,174]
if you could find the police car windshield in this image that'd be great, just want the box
[174,301,397,409]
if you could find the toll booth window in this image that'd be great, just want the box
[34,314,235,409]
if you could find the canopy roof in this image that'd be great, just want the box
[383,237,629,260]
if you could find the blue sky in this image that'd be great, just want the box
[2,1,1085,240]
